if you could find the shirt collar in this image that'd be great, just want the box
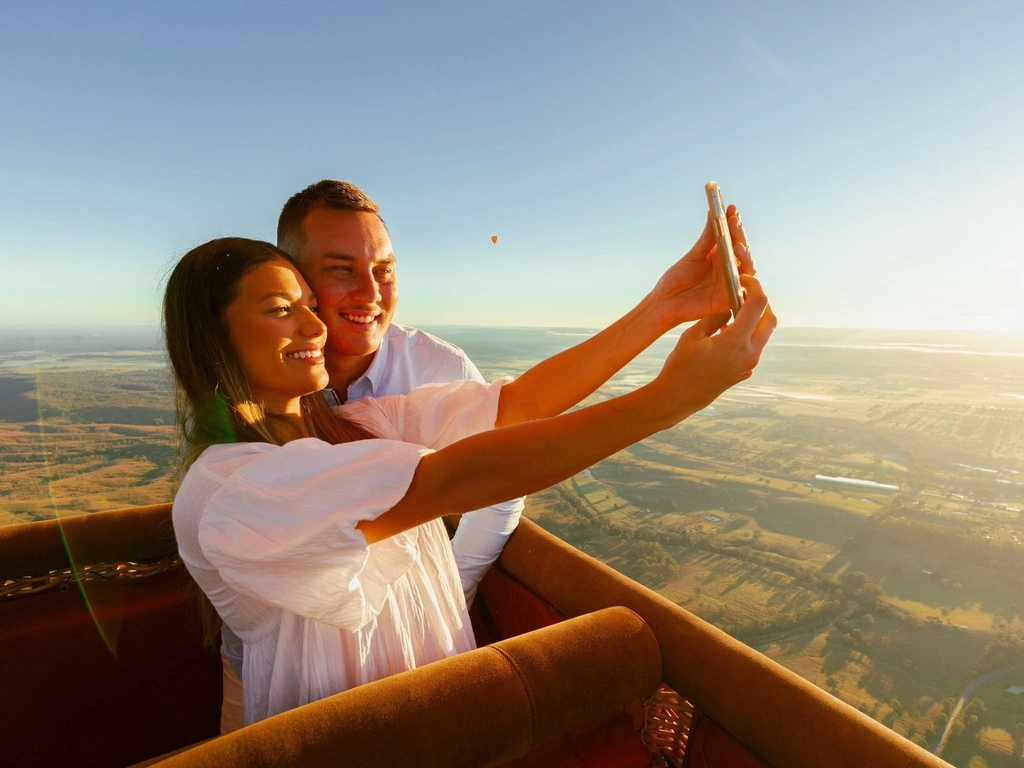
[348,325,391,397]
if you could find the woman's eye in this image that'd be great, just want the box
[310,306,319,315]
[269,306,290,315]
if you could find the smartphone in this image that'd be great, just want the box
[705,181,744,317]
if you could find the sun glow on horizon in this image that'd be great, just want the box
[781,311,1024,334]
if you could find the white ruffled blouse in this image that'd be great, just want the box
[172,378,509,724]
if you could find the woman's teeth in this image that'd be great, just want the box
[286,349,323,360]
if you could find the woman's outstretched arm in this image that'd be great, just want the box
[358,276,775,544]
[495,207,753,427]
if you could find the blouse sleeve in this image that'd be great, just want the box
[196,438,430,632]
[340,377,513,450]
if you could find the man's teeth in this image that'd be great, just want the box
[343,314,375,325]
[286,350,323,359]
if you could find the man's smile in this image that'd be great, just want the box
[340,313,379,327]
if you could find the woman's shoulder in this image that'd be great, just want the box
[192,440,280,470]
[191,437,372,479]
[185,437,428,492]
[174,440,327,534]
[175,442,272,505]
[177,441,295,503]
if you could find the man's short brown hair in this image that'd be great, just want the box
[277,180,381,262]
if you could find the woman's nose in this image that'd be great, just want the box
[300,306,327,337]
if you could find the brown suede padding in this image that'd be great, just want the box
[495,519,949,768]
[150,607,662,768]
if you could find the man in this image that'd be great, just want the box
[276,180,524,603]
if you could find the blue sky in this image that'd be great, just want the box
[2,1,1022,330]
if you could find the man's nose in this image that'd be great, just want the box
[349,271,383,304]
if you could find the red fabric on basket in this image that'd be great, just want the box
[1,569,221,767]
[473,561,565,644]
[684,718,768,768]
[499,711,653,768]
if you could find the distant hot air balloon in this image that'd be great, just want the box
[491,235,498,244]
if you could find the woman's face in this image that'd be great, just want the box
[222,257,329,415]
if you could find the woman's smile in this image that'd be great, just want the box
[284,347,325,364]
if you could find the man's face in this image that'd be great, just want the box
[296,208,398,380]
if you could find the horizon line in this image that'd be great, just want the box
[1,322,1023,334]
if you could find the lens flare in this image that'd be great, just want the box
[33,364,119,658]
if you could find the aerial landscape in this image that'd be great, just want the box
[2,324,1022,768]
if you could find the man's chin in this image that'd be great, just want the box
[327,339,380,358]
[321,320,373,346]
[323,336,383,373]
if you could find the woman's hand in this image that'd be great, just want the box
[643,205,755,331]
[648,274,776,425]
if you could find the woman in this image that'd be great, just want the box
[166,223,775,726]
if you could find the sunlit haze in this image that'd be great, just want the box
[2,2,1022,331]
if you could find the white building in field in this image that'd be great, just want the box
[813,474,899,493]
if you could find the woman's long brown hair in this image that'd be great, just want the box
[163,237,375,646]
